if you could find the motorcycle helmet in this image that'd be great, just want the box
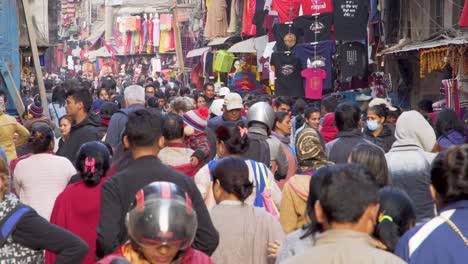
[126,181,197,250]
[247,102,275,132]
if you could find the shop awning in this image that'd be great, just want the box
[186,47,210,58]
[208,37,231,46]
[88,46,112,60]
[85,21,105,45]
[228,38,256,53]
[380,37,468,55]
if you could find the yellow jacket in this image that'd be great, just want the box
[279,175,311,234]
[0,113,29,161]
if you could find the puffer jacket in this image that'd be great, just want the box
[363,123,396,153]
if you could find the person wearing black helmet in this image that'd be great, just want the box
[243,102,289,180]
[98,182,213,264]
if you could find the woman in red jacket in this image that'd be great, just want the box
[98,181,213,264]
[46,141,111,264]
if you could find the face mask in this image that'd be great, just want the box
[367,120,381,131]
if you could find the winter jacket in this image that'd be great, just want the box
[57,116,101,163]
[363,123,396,153]
[0,113,29,161]
[105,104,145,148]
[386,110,437,222]
[279,175,311,234]
[320,113,338,143]
[325,129,375,164]
[98,243,214,264]
[96,156,219,258]
[207,114,247,132]
[437,130,465,151]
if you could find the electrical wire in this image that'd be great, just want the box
[411,0,445,30]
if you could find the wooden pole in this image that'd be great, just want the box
[21,0,50,118]
[170,0,186,85]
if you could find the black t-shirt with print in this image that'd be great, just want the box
[333,0,368,40]
[293,13,333,42]
[272,23,300,51]
[337,41,367,81]
[270,52,304,97]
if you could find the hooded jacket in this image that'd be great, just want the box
[57,116,101,162]
[385,110,437,222]
[325,129,375,164]
[363,123,396,153]
[320,113,338,143]
[279,175,311,234]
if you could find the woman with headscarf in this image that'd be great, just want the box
[385,110,437,223]
[279,127,333,234]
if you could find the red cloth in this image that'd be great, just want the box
[320,113,338,143]
[98,245,213,264]
[301,0,333,15]
[169,163,203,179]
[241,0,257,35]
[459,0,468,27]
[272,0,302,22]
[45,177,108,264]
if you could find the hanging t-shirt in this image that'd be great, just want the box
[302,0,334,15]
[253,10,268,36]
[271,0,302,22]
[264,14,279,42]
[293,14,333,42]
[270,52,304,97]
[272,23,299,51]
[333,0,368,40]
[337,41,367,82]
[301,68,326,99]
[293,40,336,92]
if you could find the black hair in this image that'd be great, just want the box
[146,96,160,109]
[66,88,93,113]
[431,145,468,206]
[155,91,165,99]
[76,141,111,187]
[304,106,321,119]
[274,96,292,108]
[96,87,110,99]
[212,156,254,202]
[109,257,132,264]
[215,123,250,155]
[125,109,164,148]
[111,94,125,109]
[334,102,361,131]
[0,90,7,103]
[302,167,327,239]
[418,99,433,113]
[319,164,379,223]
[293,98,307,116]
[101,78,117,90]
[145,77,154,83]
[51,85,67,106]
[144,83,156,90]
[435,108,464,137]
[153,81,161,89]
[59,115,73,125]
[322,95,338,113]
[203,82,214,91]
[367,104,388,120]
[28,125,54,154]
[194,93,207,103]
[162,113,184,140]
[179,87,191,97]
[349,143,390,188]
[273,111,289,131]
[100,102,119,119]
[374,186,416,252]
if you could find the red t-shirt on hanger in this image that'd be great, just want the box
[302,0,333,15]
[271,0,302,22]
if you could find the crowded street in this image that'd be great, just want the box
[0,0,467,263]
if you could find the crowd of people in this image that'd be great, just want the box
[0,72,466,264]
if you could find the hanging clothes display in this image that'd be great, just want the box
[147,16,154,53]
[264,13,279,42]
[272,23,299,51]
[459,0,468,27]
[227,0,238,33]
[253,10,268,37]
[337,42,367,83]
[159,14,175,53]
[270,52,304,97]
[204,0,229,39]
[301,0,333,15]
[442,79,461,117]
[301,67,326,99]
[294,40,336,92]
[333,0,368,40]
[241,0,257,35]
[153,15,161,51]
[271,0,301,23]
[293,14,333,42]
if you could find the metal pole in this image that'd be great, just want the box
[170,0,186,85]
[21,0,50,118]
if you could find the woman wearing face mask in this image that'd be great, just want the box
[363,104,396,153]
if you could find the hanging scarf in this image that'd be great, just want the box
[272,131,291,145]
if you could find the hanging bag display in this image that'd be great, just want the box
[213,50,234,73]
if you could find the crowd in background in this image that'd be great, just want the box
[0,70,466,264]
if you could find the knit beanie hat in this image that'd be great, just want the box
[29,99,43,118]
[183,107,209,136]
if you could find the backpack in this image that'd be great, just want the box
[0,204,31,246]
